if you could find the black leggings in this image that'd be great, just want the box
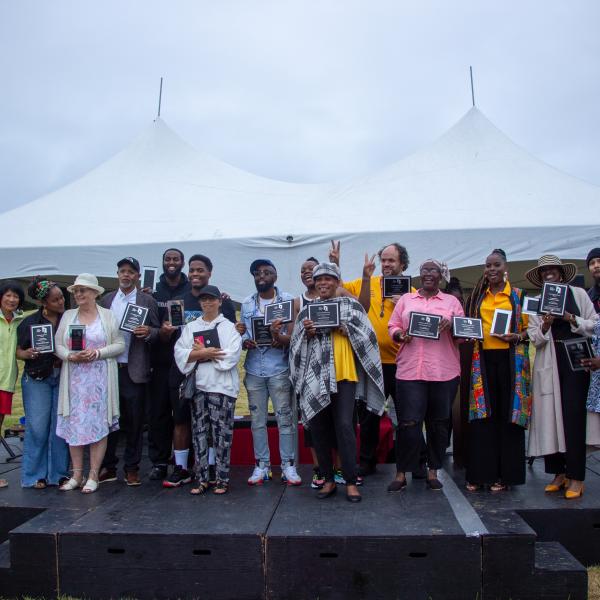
[309,381,357,485]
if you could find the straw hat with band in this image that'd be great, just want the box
[524,255,577,289]
[67,273,105,296]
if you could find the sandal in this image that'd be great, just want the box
[190,482,210,495]
[465,482,482,492]
[490,482,509,492]
[33,479,47,489]
[81,470,99,494]
[81,478,99,494]
[213,481,229,495]
[0,479,8,488]
[60,477,82,491]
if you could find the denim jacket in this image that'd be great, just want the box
[241,287,294,378]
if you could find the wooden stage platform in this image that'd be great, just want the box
[1,435,599,599]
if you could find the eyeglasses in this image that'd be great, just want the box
[254,269,276,277]
[420,268,441,275]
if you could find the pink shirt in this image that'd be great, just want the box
[388,290,464,382]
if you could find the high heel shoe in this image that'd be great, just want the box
[565,484,584,499]
[544,478,569,493]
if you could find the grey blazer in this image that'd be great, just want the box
[100,289,160,384]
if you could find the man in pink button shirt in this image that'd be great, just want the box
[387,259,464,492]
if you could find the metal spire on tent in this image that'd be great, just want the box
[469,66,476,107]
[157,77,163,118]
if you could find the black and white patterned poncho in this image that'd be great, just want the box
[289,296,385,424]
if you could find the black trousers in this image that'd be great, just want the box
[544,343,590,481]
[310,381,357,485]
[394,377,459,472]
[147,365,174,467]
[466,350,525,486]
[103,366,146,473]
[358,363,395,468]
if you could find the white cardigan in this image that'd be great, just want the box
[55,305,125,426]
[527,286,600,456]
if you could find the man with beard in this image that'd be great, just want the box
[148,248,191,480]
[330,241,425,478]
[162,254,236,488]
[98,257,161,486]
[236,259,301,486]
[587,248,600,314]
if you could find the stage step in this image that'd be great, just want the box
[0,540,10,569]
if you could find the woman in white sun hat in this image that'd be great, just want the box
[55,274,125,494]
[526,255,599,499]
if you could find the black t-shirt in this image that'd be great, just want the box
[589,284,600,315]
[17,309,61,379]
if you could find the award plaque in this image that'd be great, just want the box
[68,325,86,352]
[491,309,512,336]
[408,312,441,340]
[30,324,55,353]
[308,302,340,329]
[193,328,221,349]
[167,300,185,328]
[539,282,568,317]
[251,317,273,347]
[562,338,593,372]
[119,303,149,333]
[523,296,540,316]
[263,300,293,326]
[452,317,483,340]
[383,276,411,298]
[142,266,159,292]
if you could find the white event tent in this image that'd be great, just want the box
[0,108,598,300]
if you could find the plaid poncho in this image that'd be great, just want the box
[289,296,385,424]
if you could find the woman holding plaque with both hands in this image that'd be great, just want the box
[289,262,385,503]
[387,259,463,492]
[526,255,599,499]
[16,277,69,489]
[463,249,530,493]
[55,274,125,494]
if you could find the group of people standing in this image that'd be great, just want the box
[0,244,598,502]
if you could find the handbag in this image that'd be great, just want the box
[179,362,199,403]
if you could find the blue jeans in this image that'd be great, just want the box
[21,370,70,487]
[245,371,296,468]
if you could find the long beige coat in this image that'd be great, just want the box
[55,305,125,427]
[527,286,600,456]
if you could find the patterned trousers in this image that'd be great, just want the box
[191,391,237,483]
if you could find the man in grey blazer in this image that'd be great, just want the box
[98,257,161,486]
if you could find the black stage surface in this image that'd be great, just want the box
[1,436,598,599]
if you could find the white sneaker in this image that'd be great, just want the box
[247,465,271,485]
[282,464,302,486]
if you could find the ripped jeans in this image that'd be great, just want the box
[244,371,296,468]
[394,377,459,472]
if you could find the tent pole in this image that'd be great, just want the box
[469,66,476,107]
[157,77,163,118]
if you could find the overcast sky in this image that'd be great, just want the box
[1,1,599,213]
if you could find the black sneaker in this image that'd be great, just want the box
[149,465,168,481]
[162,465,192,488]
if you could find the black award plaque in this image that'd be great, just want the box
[30,324,55,353]
[408,312,441,340]
[119,303,149,333]
[142,266,159,292]
[491,309,512,336]
[452,317,483,340]
[167,300,185,328]
[308,302,340,329]
[193,328,221,349]
[263,300,293,325]
[539,282,568,317]
[68,325,86,352]
[563,338,593,372]
[523,296,540,316]
[383,276,411,298]
[251,317,273,347]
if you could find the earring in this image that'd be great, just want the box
[503,272,508,283]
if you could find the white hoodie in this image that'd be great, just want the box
[174,313,242,398]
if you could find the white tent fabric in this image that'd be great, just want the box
[1,108,598,299]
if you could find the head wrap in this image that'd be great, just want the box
[419,259,451,283]
[29,277,57,302]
